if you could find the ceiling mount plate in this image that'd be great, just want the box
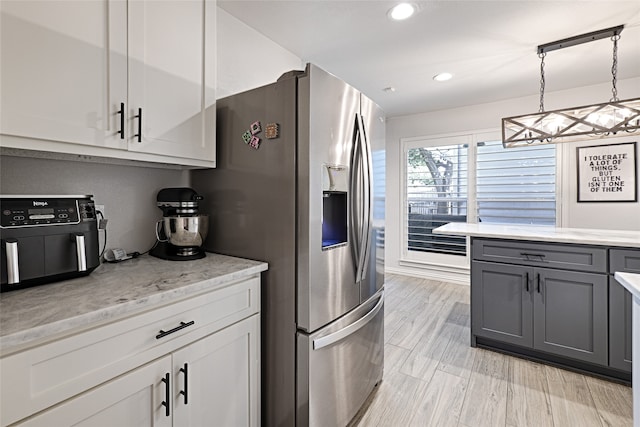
[537,25,624,54]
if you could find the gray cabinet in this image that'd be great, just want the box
[532,269,607,365]
[472,258,608,366]
[471,261,532,347]
[609,248,639,373]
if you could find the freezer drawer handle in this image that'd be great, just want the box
[156,321,195,339]
[313,293,384,350]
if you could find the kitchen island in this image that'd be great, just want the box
[614,272,640,426]
[435,223,639,383]
[0,253,267,426]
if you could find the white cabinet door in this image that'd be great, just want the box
[0,0,128,150]
[127,0,215,162]
[172,315,260,427]
[17,356,173,427]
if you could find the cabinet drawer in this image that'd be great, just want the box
[472,238,607,273]
[0,276,259,426]
[610,248,640,274]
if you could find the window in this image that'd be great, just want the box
[405,141,468,256]
[476,141,556,225]
[402,134,557,264]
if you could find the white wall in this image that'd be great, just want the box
[386,77,640,280]
[217,8,304,98]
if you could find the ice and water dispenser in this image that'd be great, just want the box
[322,165,348,249]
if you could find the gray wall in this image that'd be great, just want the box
[0,155,189,252]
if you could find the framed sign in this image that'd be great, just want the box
[577,142,637,203]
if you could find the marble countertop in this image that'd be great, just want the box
[433,223,640,248]
[0,253,268,355]
[615,272,640,299]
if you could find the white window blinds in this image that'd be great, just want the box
[476,140,556,225]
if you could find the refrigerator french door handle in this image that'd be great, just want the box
[312,292,384,350]
[349,115,363,276]
[357,114,373,284]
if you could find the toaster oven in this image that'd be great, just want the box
[0,195,100,292]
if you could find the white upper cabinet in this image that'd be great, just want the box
[0,0,216,167]
[0,0,128,150]
[128,0,215,161]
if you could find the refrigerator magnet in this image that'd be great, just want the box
[250,121,262,135]
[242,130,252,144]
[249,136,261,149]
[265,123,279,139]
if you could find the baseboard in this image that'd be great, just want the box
[386,265,469,286]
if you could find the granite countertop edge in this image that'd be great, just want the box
[0,254,268,355]
[433,223,640,248]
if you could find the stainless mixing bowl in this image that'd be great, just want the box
[163,215,209,248]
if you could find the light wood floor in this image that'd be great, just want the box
[349,274,633,427]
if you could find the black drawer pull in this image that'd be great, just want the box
[180,363,189,405]
[537,273,541,293]
[134,107,142,142]
[520,252,546,261]
[525,271,530,292]
[156,320,195,339]
[117,102,125,139]
[161,373,170,416]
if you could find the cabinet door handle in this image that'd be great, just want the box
[156,320,195,339]
[161,373,170,417]
[537,273,541,293]
[179,363,189,405]
[525,271,530,292]
[134,107,142,142]
[117,102,125,139]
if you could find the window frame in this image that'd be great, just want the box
[399,129,560,268]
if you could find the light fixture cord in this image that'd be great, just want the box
[538,52,546,112]
[611,34,620,102]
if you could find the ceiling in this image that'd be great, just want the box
[219,1,640,118]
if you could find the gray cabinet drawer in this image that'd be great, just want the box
[471,238,607,273]
[610,248,640,274]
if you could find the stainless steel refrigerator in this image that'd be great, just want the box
[191,63,385,427]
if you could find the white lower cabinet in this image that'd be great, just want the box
[1,276,260,427]
[16,316,260,427]
[17,356,173,427]
[173,316,260,426]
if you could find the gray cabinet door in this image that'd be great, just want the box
[609,276,633,372]
[471,261,533,348]
[533,269,608,365]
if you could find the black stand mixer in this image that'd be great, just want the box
[149,188,208,261]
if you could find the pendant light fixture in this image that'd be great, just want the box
[502,25,640,148]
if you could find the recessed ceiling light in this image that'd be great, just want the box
[433,72,453,82]
[388,3,415,21]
